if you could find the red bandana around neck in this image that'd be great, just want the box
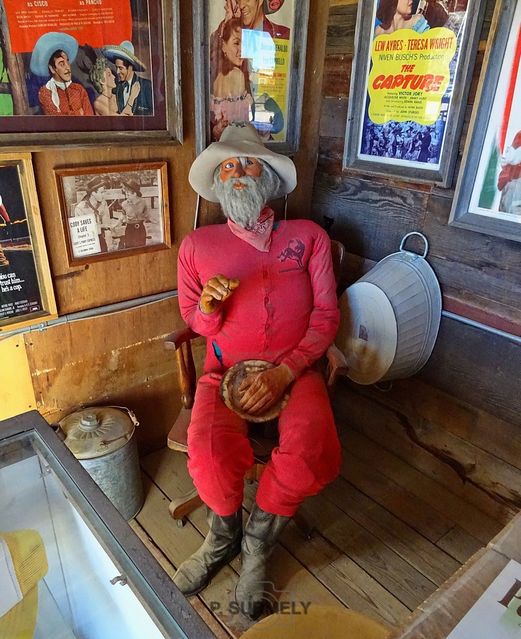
[227,207,275,252]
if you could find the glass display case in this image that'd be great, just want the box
[0,411,215,639]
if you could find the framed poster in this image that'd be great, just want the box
[0,153,57,333]
[446,559,521,638]
[450,0,521,242]
[55,162,170,265]
[344,0,486,186]
[0,0,182,147]
[193,0,309,154]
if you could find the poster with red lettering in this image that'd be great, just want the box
[344,0,486,186]
[0,0,181,145]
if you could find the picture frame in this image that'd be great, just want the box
[449,0,521,242]
[344,0,486,186]
[55,162,170,266]
[0,153,57,333]
[0,0,182,147]
[193,0,310,155]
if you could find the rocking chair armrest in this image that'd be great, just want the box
[164,326,200,351]
[326,343,349,388]
[165,324,199,409]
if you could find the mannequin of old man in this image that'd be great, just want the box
[174,123,341,619]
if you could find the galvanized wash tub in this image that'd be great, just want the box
[337,232,442,385]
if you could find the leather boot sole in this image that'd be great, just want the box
[175,541,242,598]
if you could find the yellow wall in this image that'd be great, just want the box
[0,335,36,420]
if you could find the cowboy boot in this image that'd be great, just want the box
[173,509,242,597]
[235,504,290,620]
[0,248,8,266]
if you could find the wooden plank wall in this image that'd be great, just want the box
[0,1,330,455]
[315,0,521,513]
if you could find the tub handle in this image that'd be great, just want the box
[399,232,429,258]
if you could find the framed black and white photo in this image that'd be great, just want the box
[0,0,182,147]
[55,162,170,266]
[344,0,486,186]
[193,0,309,154]
[0,153,57,332]
[450,0,521,242]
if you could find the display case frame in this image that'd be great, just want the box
[0,411,215,639]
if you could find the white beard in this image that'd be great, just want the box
[213,160,281,229]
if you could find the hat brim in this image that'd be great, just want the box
[30,32,78,77]
[336,282,398,385]
[101,47,146,72]
[189,139,297,202]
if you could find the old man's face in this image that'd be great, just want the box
[213,156,280,229]
[220,157,263,185]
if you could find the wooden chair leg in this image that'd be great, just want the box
[169,488,204,527]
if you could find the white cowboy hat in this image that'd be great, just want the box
[30,32,78,77]
[189,123,297,202]
[101,41,147,72]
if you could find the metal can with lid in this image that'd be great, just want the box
[58,406,144,520]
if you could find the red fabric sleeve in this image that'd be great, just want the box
[280,228,340,378]
[177,234,224,336]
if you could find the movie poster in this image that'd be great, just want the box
[56,163,168,264]
[0,165,44,325]
[447,560,521,639]
[207,0,294,143]
[0,0,167,138]
[359,0,470,169]
[469,2,521,221]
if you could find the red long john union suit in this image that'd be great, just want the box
[177,216,342,516]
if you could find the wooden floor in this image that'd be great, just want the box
[132,413,506,638]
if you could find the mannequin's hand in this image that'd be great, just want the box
[200,274,239,314]
[238,364,294,415]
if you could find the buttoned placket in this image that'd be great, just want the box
[261,250,274,353]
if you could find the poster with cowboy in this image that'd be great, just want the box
[55,162,170,265]
[0,0,174,144]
